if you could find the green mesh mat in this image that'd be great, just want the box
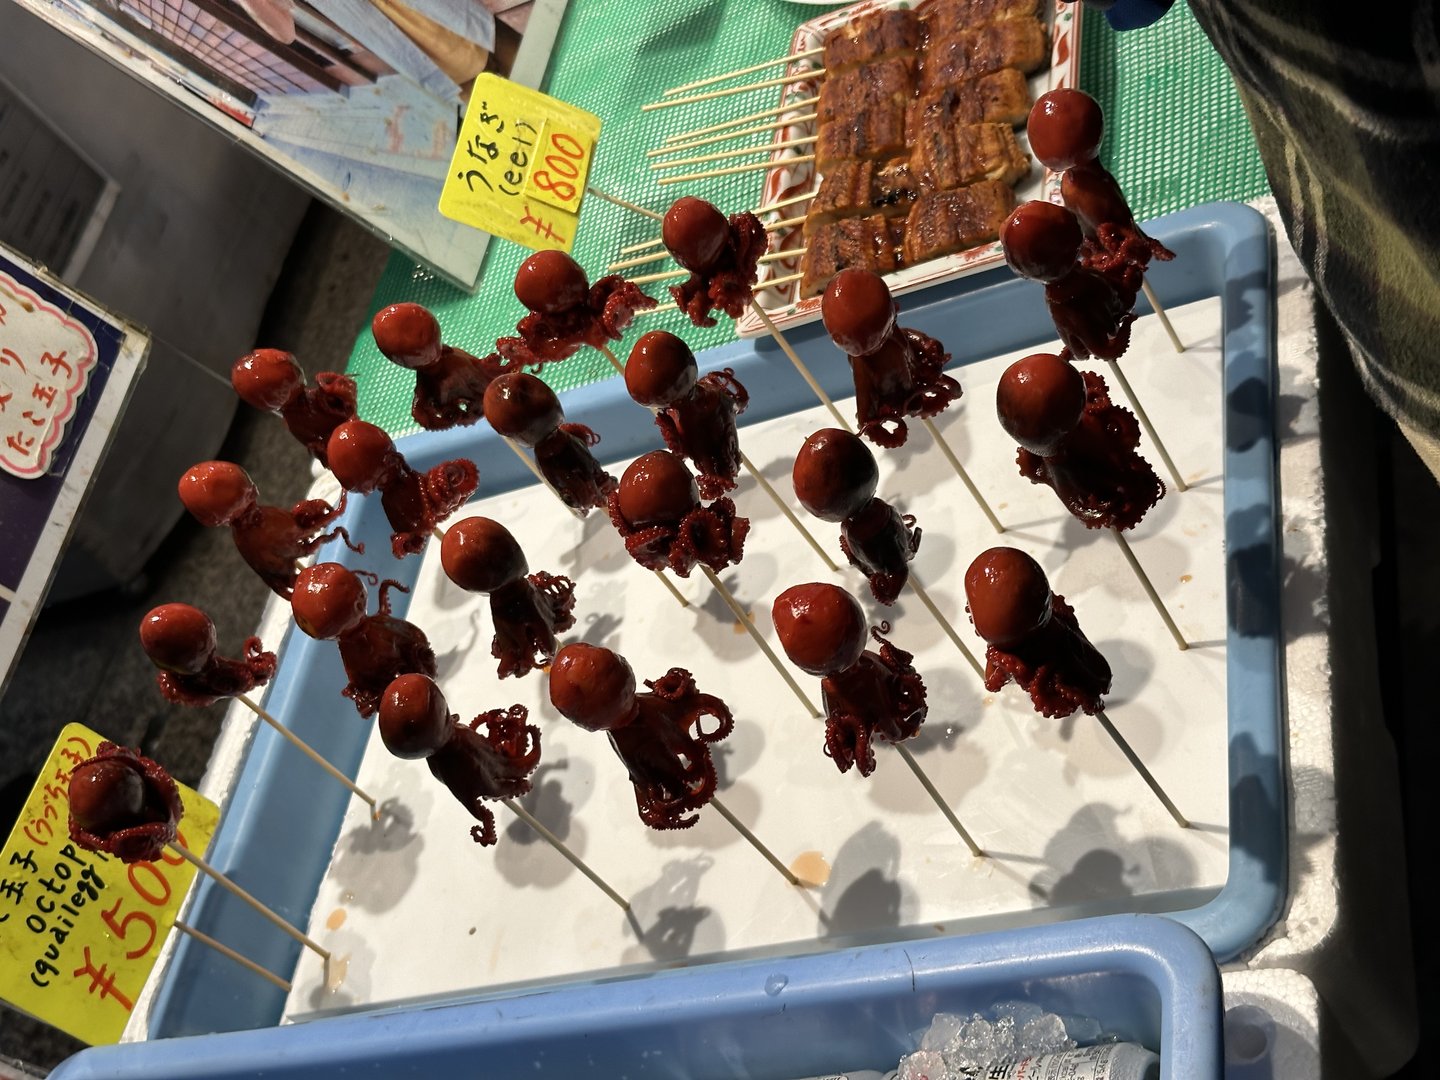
[349,1,1269,436]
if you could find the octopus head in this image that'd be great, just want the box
[139,603,217,675]
[549,642,639,732]
[231,349,303,412]
[379,673,453,759]
[177,460,259,527]
[292,562,369,640]
[792,428,878,523]
[483,372,564,448]
[964,547,1054,647]
[440,516,528,594]
[372,303,443,370]
[625,331,698,408]
[772,582,868,676]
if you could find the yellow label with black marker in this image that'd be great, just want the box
[0,724,219,1045]
[439,75,601,253]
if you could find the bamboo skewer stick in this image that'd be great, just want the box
[710,797,804,886]
[619,236,666,256]
[919,417,1004,534]
[663,47,823,96]
[172,919,292,992]
[739,451,840,572]
[649,114,819,158]
[644,69,825,112]
[659,154,817,185]
[652,135,816,171]
[748,300,850,430]
[501,798,631,910]
[586,187,663,221]
[663,96,821,144]
[755,271,803,292]
[765,214,806,232]
[629,249,802,286]
[1140,278,1185,353]
[904,575,986,681]
[167,843,332,969]
[1110,529,1187,650]
[236,694,379,820]
[610,248,672,272]
[1103,358,1187,492]
[700,565,820,718]
[755,188,818,215]
[893,744,985,856]
[1094,708,1189,828]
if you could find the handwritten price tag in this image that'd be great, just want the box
[438,75,601,253]
[0,724,219,1045]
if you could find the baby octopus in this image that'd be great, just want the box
[371,301,508,430]
[231,348,357,467]
[440,516,576,679]
[379,674,540,846]
[1000,199,1137,362]
[496,249,655,371]
[996,351,1163,532]
[625,330,749,500]
[608,450,748,577]
[484,372,615,515]
[662,196,769,329]
[549,643,734,830]
[68,743,184,864]
[964,546,1112,719]
[292,562,436,719]
[139,602,276,708]
[773,582,927,777]
[792,429,919,604]
[177,460,361,599]
[821,269,961,449]
[327,419,478,558]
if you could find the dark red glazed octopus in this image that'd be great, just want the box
[483,372,615,515]
[607,450,749,577]
[792,429,919,605]
[371,302,509,430]
[821,269,961,448]
[231,349,357,467]
[997,352,1164,531]
[440,516,577,679]
[379,674,541,846]
[1026,89,1174,295]
[662,196,769,329]
[964,546,1111,718]
[1001,200,1137,361]
[326,419,478,558]
[177,460,361,599]
[494,250,656,371]
[139,602,276,708]
[625,330,749,499]
[292,562,436,718]
[549,643,734,830]
[68,743,183,863]
[773,583,927,777]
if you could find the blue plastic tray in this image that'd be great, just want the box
[55,913,1222,1078]
[106,202,1278,1054]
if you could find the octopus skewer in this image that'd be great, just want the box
[377,673,632,911]
[821,268,1004,532]
[67,743,334,977]
[625,330,839,571]
[996,351,1186,649]
[231,349,356,468]
[772,583,983,855]
[1000,200,1188,491]
[549,643,804,887]
[663,196,851,432]
[138,603,380,817]
[1028,87,1184,353]
[964,546,1188,827]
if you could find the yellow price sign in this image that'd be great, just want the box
[0,724,219,1045]
[439,74,602,253]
